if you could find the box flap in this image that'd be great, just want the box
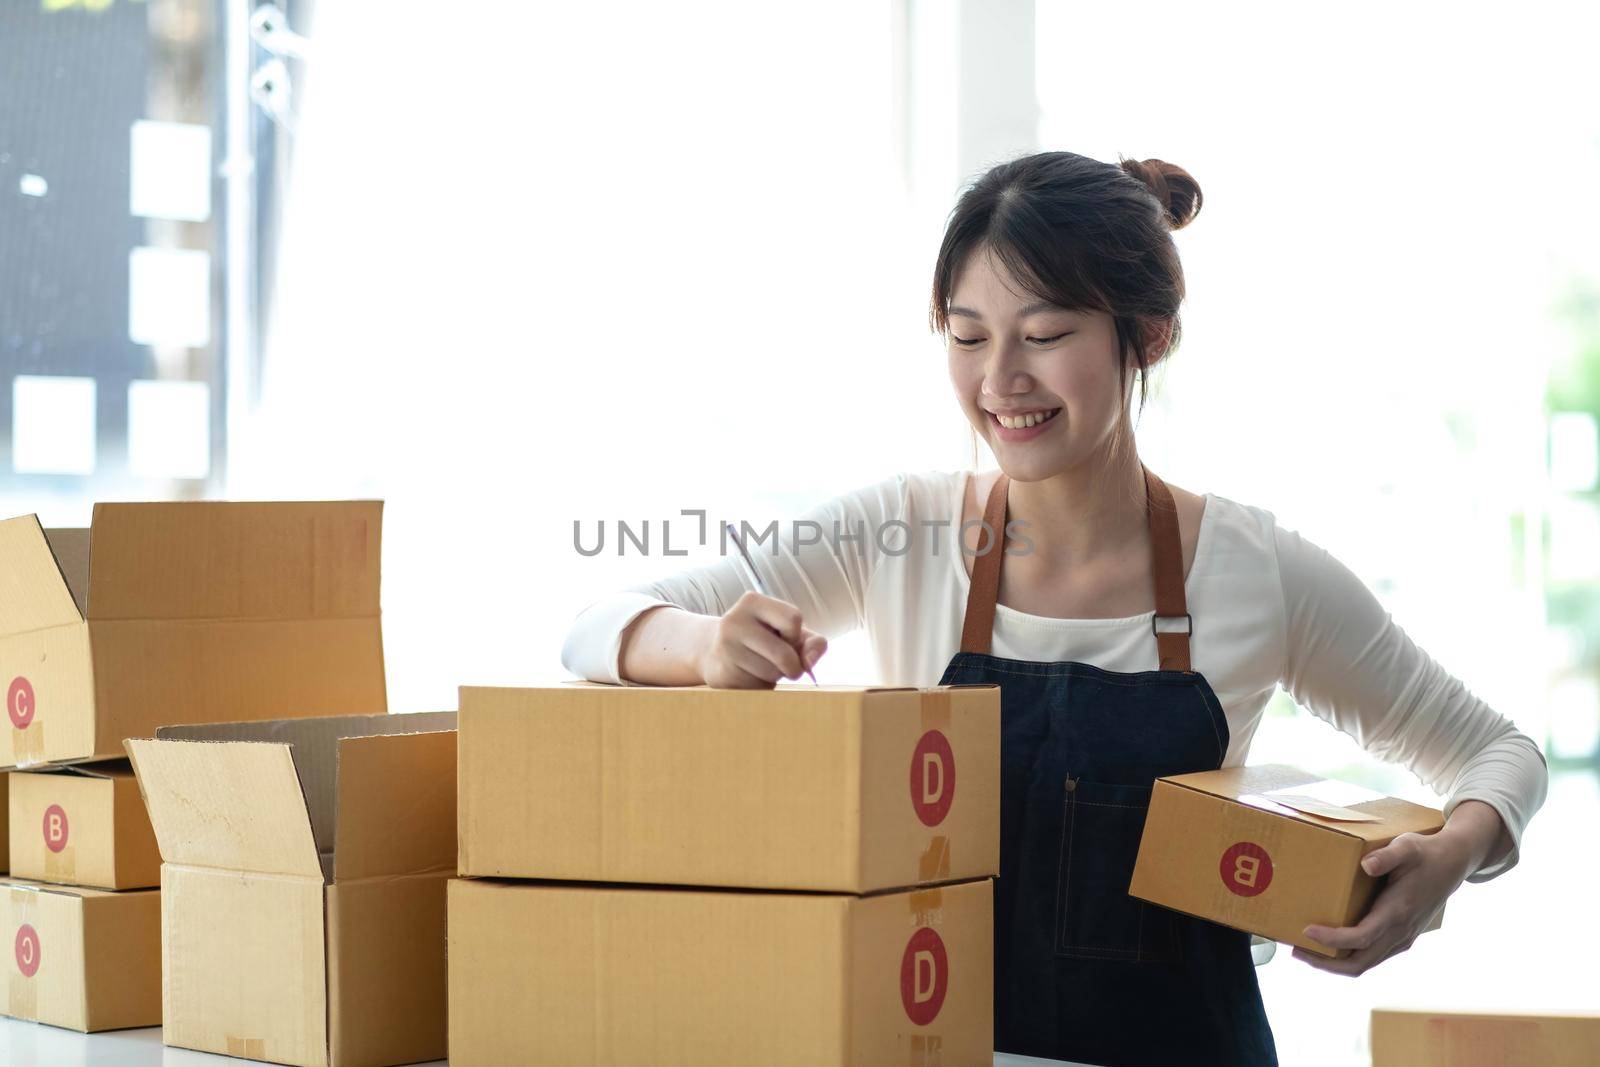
[86,500,382,622]
[42,527,90,618]
[334,730,457,881]
[124,737,323,877]
[0,514,82,636]
[154,711,456,862]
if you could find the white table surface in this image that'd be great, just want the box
[0,1018,1089,1065]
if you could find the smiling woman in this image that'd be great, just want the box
[559,148,1548,1067]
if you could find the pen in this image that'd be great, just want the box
[724,521,819,686]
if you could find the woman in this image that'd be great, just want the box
[559,151,1549,1065]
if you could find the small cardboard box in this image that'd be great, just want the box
[1,773,8,873]
[448,875,993,1066]
[458,682,1000,893]
[9,760,161,889]
[0,501,388,770]
[1129,764,1446,957]
[1371,1009,1600,1066]
[2,877,160,1032]
[125,711,457,1067]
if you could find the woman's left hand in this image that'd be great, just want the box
[1292,799,1507,976]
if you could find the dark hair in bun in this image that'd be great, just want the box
[1118,156,1204,231]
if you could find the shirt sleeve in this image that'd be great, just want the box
[1273,521,1549,882]
[559,470,913,685]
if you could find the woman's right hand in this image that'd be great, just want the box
[699,590,828,689]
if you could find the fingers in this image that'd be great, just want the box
[739,623,807,680]
[800,631,828,671]
[1292,933,1415,978]
[742,591,805,644]
[1361,833,1425,878]
[1303,881,1408,954]
[705,594,823,689]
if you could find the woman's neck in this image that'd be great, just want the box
[1005,448,1148,567]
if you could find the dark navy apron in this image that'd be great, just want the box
[937,466,1277,1066]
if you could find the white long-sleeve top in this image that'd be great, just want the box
[560,469,1548,882]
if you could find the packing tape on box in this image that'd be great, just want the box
[917,836,951,883]
[43,845,76,886]
[910,1034,944,1066]
[10,720,44,767]
[8,886,40,1021]
[908,886,943,926]
[227,1036,267,1058]
[920,689,951,733]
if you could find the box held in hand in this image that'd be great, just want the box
[1130,764,1446,957]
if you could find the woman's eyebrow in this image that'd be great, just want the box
[949,301,1067,320]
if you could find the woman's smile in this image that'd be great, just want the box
[987,405,1062,441]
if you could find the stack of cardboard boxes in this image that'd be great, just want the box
[449,681,1002,1065]
[0,501,395,1036]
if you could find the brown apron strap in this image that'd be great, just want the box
[958,471,1011,654]
[956,466,1194,671]
[1144,465,1193,672]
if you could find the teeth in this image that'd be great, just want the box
[996,409,1057,429]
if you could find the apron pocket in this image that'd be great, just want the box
[1054,775,1179,963]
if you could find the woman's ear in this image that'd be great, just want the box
[1142,318,1176,366]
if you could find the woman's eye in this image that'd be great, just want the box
[1029,331,1074,345]
[951,336,984,347]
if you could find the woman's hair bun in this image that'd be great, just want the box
[1118,156,1203,231]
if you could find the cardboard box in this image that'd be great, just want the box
[448,875,992,1066]
[0,501,388,770]
[1371,1009,1600,1066]
[9,760,161,889]
[2,877,160,1032]
[1,773,8,873]
[125,711,457,1067]
[1129,764,1446,957]
[458,682,999,893]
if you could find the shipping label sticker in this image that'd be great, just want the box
[1220,841,1274,898]
[14,924,40,978]
[910,729,955,827]
[899,926,949,1026]
[43,804,69,853]
[7,676,35,730]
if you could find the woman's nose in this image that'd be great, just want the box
[981,340,1032,396]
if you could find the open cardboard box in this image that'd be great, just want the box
[448,874,993,1066]
[9,760,161,889]
[458,682,1000,893]
[1130,764,1446,957]
[125,711,457,1067]
[1,502,388,770]
[2,876,160,1032]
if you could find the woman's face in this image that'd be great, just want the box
[946,246,1129,482]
